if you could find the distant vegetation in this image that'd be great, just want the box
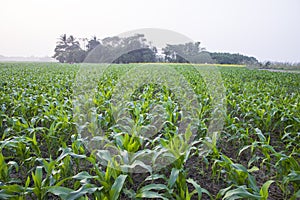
[260,61,300,70]
[53,34,259,65]
[209,52,258,65]
[0,55,54,62]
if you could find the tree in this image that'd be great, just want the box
[112,34,157,63]
[114,48,157,63]
[209,52,258,64]
[162,42,212,63]
[86,36,101,52]
[53,34,86,63]
[53,34,68,63]
[53,33,259,64]
[86,34,157,63]
[264,61,271,68]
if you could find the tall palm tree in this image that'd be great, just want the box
[58,34,68,46]
[53,34,85,63]
[87,36,101,52]
[53,34,68,63]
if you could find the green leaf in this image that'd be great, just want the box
[291,189,300,200]
[0,190,15,200]
[32,166,43,188]
[231,163,248,172]
[217,185,233,199]
[48,186,74,199]
[138,184,168,193]
[96,150,112,163]
[109,175,127,200]
[73,171,96,180]
[238,145,251,156]
[25,176,31,188]
[187,178,211,199]
[259,180,274,200]
[0,184,24,193]
[136,191,168,199]
[223,185,261,199]
[285,171,300,184]
[65,184,101,200]
[168,168,179,188]
[145,174,166,182]
[247,166,259,173]
[255,128,266,142]
[121,160,152,173]
[248,174,259,193]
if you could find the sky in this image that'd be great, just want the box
[0,0,299,62]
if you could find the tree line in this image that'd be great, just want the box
[53,34,258,64]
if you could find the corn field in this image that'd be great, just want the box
[0,63,299,199]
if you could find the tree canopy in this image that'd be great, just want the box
[53,34,86,63]
[209,52,258,64]
[53,34,259,64]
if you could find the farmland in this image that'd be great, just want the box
[0,62,299,199]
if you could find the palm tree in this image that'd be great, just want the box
[87,36,101,52]
[53,34,86,63]
[58,34,67,46]
[53,34,68,63]
[66,35,84,63]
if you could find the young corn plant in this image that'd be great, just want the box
[238,128,276,170]
[167,167,211,200]
[217,180,274,200]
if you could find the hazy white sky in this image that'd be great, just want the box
[0,0,299,62]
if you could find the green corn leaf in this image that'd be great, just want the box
[248,174,259,193]
[73,171,96,180]
[138,184,168,193]
[0,190,15,200]
[65,184,101,200]
[47,186,74,199]
[238,145,251,156]
[0,184,25,193]
[121,160,152,173]
[187,178,211,199]
[145,174,166,182]
[255,128,266,142]
[247,166,259,173]
[136,190,168,199]
[32,166,43,188]
[284,171,300,184]
[291,189,300,200]
[217,186,233,199]
[109,174,127,200]
[223,185,261,199]
[25,176,31,188]
[168,168,180,188]
[259,180,274,200]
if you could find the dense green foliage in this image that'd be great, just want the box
[53,35,86,63]
[259,61,300,71]
[53,34,258,65]
[0,63,299,199]
[162,42,213,63]
[209,52,258,65]
[53,34,157,64]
